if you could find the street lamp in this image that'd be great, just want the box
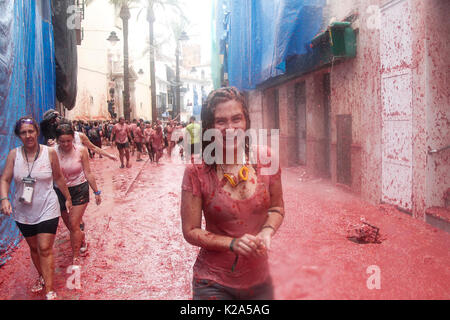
[174,31,189,119]
[106,31,120,45]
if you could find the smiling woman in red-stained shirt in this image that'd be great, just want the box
[180,87,284,300]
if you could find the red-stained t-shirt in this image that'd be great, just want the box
[181,146,281,289]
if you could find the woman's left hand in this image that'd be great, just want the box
[95,194,101,206]
[256,228,273,252]
[107,153,118,161]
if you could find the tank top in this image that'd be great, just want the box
[13,145,60,224]
[55,144,87,187]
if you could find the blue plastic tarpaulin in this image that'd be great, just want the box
[216,0,325,90]
[0,0,55,266]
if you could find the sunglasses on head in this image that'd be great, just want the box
[20,118,34,124]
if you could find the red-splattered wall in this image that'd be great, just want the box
[248,0,449,220]
[424,0,449,210]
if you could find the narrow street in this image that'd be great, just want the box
[0,147,448,300]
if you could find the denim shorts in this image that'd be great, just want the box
[192,277,274,300]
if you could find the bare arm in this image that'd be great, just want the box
[181,190,233,252]
[0,149,16,215]
[181,190,264,258]
[256,172,285,250]
[79,132,117,161]
[80,147,101,205]
[49,147,72,212]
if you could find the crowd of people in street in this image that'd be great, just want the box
[0,87,284,301]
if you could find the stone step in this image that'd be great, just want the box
[425,207,450,233]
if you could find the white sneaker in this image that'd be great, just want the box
[31,276,44,293]
[46,291,57,300]
[79,240,88,256]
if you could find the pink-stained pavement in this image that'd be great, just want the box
[0,146,449,300]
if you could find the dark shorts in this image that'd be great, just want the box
[55,181,89,212]
[116,142,129,150]
[135,142,143,152]
[192,277,274,300]
[16,217,59,238]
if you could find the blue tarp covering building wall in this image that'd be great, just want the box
[0,0,56,266]
[212,0,325,91]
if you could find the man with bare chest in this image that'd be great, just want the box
[111,117,132,168]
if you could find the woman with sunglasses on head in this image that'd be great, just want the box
[180,87,284,300]
[53,124,101,266]
[0,116,72,300]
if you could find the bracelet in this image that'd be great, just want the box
[262,225,276,234]
[94,190,101,196]
[0,197,8,202]
[268,208,284,217]
[229,238,237,252]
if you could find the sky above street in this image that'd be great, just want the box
[128,0,212,65]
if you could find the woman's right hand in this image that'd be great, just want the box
[65,198,73,213]
[232,234,267,258]
[1,200,12,216]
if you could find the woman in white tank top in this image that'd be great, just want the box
[54,124,102,266]
[0,117,72,300]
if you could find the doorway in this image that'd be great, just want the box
[295,82,307,165]
[337,115,352,186]
[323,73,331,178]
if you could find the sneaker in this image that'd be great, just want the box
[46,291,57,300]
[72,257,82,266]
[31,276,45,293]
[79,240,88,256]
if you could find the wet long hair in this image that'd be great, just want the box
[55,124,75,139]
[201,87,251,169]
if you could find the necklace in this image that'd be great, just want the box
[220,154,249,188]
[23,145,40,178]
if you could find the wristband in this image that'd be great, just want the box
[0,197,8,202]
[229,238,237,252]
[94,190,101,196]
[268,208,284,217]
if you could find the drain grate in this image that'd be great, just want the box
[346,218,382,244]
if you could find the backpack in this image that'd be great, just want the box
[88,128,100,140]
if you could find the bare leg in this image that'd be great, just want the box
[67,204,88,262]
[118,147,125,167]
[125,148,131,167]
[24,236,42,277]
[61,205,87,262]
[36,233,56,294]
